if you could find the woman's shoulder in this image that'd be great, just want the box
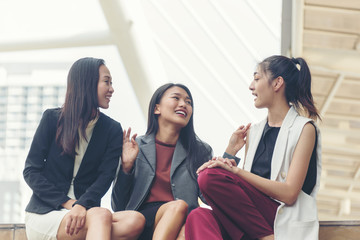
[195,137,212,152]
[135,134,152,145]
[292,115,316,130]
[41,108,61,121]
[43,107,61,114]
[98,112,122,130]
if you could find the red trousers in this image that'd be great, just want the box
[185,168,279,240]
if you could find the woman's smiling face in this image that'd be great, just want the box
[97,65,113,109]
[155,86,193,128]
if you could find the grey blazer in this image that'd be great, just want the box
[111,133,213,212]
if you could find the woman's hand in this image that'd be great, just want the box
[196,156,237,175]
[62,199,76,210]
[225,123,251,156]
[121,127,138,174]
[206,157,239,174]
[63,204,87,236]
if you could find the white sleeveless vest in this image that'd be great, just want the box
[243,107,322,240]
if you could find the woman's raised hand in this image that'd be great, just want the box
[121,127,138,174]
[225,123,251,156]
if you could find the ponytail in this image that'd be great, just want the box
[259,55,321,121]
[292,57,321,121]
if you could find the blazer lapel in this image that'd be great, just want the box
[139,134,157,173]
[270,107,298,180]
[170,141,187,177]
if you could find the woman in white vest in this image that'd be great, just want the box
[185,55,321,240]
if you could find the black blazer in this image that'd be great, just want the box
[23,108,123,214]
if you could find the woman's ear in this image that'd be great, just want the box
[273,76,284,92]
[154,104,160,115]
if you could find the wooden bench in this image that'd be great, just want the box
[1,221,360,239]
[0,224,27,240]
[319,221,360,240]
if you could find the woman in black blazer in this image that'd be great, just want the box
[23,57,144,240]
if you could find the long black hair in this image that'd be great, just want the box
[146,83,212,179]
[259,55,321,121]
[56,57,105,157]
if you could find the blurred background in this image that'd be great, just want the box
[0,0,359,224]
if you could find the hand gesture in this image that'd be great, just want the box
[121,127,138,174]
[225,123,251,156]
[63,204,86,236]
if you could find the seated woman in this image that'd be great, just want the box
[23,57,144,240]
[185,55,322,240]
[112,83,239,240]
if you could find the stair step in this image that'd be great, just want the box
[1,221,360,239]
[320,221,360,240]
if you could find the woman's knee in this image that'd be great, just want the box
[112,211,145,238]
[187,207,210,224]
[197,168,222,194]
[124,211,145,234]
[168,200,188,216]
[186,208,201,225]
[87,207,112,224]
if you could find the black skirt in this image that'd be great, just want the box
[138,201,167,240]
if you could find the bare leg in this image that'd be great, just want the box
[176,225,185,240]
[112,210,145,240]
[259,234,274,240]
[152,200,188,240]
[57,207,112,240]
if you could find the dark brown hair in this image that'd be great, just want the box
[146,83,212,179]
[56,57,105,157]
[259,55,321,120]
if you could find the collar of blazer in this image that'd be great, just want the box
[139,133,187,177]
[244,106,299,180]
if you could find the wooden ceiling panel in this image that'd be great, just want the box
[312,74,336,95]
[313,95,325,109]
[321,115,360,129]
[325,169,354,178]
[305,0,360,10]
[347,136,360,145]
[322,144,360,158]
[317,200,340,210]
[304,6,360,34]
[317,208,338,215]
[327,99,360,117]
[350,119,360,129]
[335,79,360,100]
[322,153,360,162]
[321,117,347,128]
[322,165,356,176]
[324,184,350,192]
[303,30,358,50]
[352,186,360,192]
